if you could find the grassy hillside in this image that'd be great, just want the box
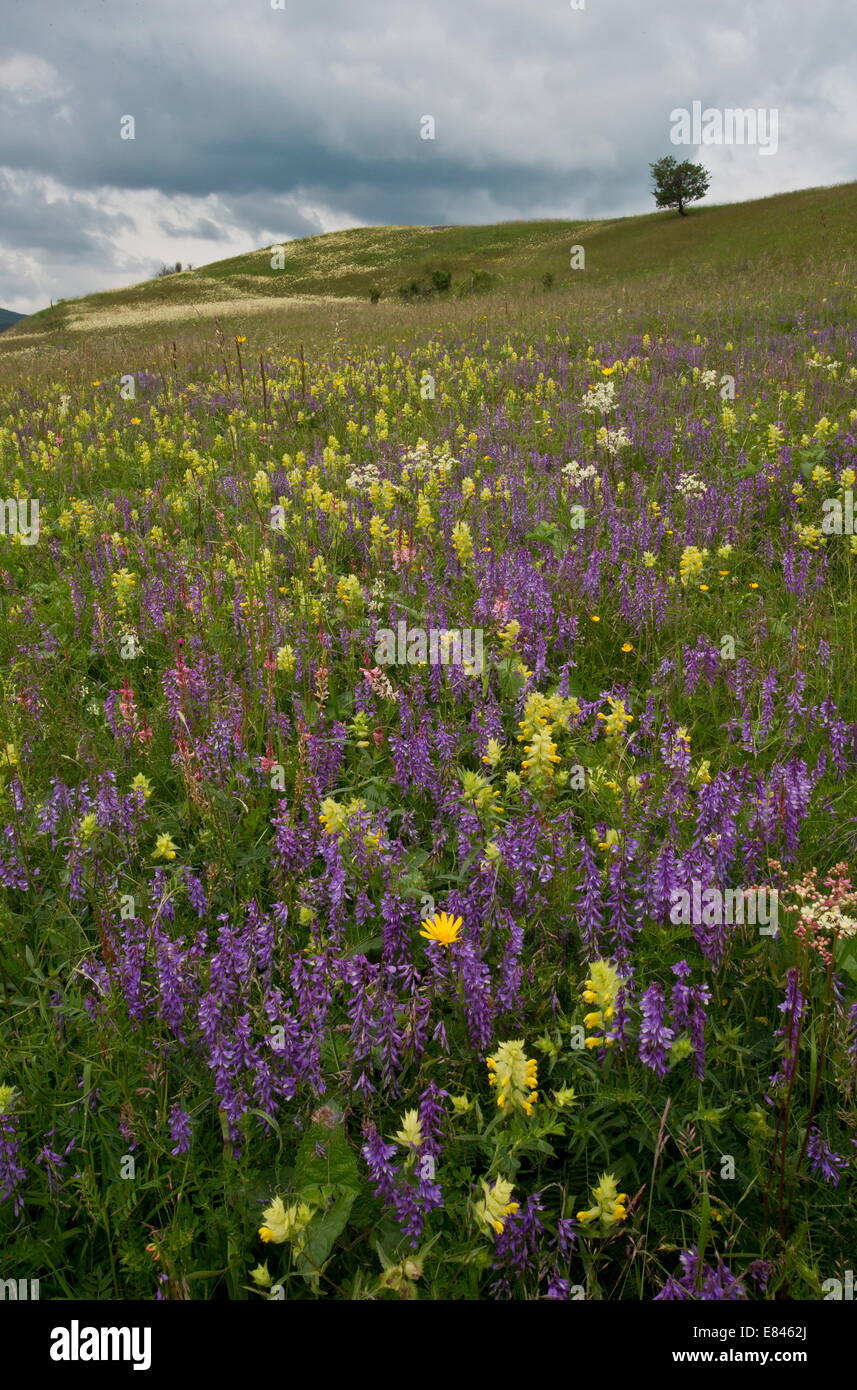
[3,181,856,363]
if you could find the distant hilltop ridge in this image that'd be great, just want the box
[0,308,26,333]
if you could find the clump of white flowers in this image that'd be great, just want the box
[675,472,708,498]
[346,462,381,493]
[400,439,459,482]
[562,460,599,486]
[580,379,617,413]
[596,426,631,456]
[699,369,719,389]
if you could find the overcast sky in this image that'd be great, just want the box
[2,0,855,313]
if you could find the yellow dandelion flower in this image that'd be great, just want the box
[419,911,463,947]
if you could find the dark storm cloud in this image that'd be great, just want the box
[0,171,135,256]
[1,0,855,311]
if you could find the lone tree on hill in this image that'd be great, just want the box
[650,156,711,216]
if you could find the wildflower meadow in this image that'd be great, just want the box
[1,260,857,1317]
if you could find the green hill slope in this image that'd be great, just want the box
[4,181,856,356]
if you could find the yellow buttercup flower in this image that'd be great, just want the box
[420,911,462,947]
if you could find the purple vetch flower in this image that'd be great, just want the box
[342,955,378,1089]
[687,987,711,1081]
[417,1082,449,1158]
[544,1271,572,1299]
[0,1103,27,1214]
[183,868,209,917]
[358,1123,397,1200]
[490,1193,547,1294]
[605,853,637,956]
[377,988,406,1091]
[575,838,604,954]
[611,974,634,1050]
[669,960,711,1080]
[454,937,495,1050]
[746,1259,776,1293]
[806,1127,849,1186]
[380,891,414,966]
[35,1131,76,1195]
[669,960,695,1031]
[638,982,674,1077]
[767,968,805,1099]
[0,824,29,890]
[361,1122,440,1248]
[847,1001,857,1065]
[654,1247,747,1301]
[647,843,680,925]
[553,1217,578,1260]
[495,912,525,1017]
[168,1104,193,1156]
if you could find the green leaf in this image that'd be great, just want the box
[294,1119,360,1193]
[835,935,857,981]
[295,1189,357,1282]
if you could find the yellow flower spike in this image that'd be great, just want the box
[577,1173,629,1234]
[485,1040,538,1116]
[393,1109,424,1149]
[257,1196,314,1247]
[475,1178,519,1237]
[581,961,622,1048]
